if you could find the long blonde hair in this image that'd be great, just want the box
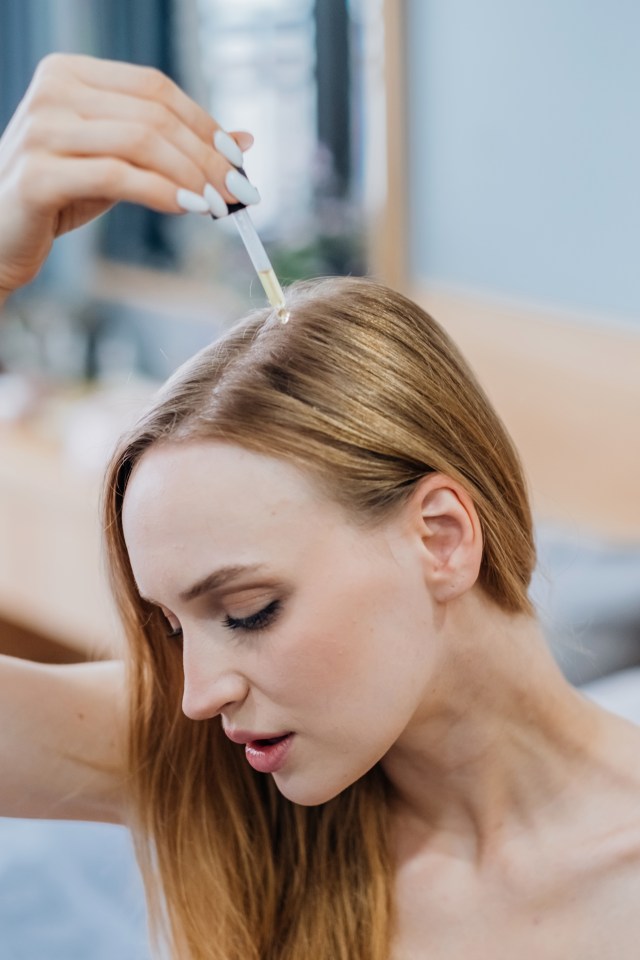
[103,277,536,959]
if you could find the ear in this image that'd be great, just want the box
[408,473,484,603]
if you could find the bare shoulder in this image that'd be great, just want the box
[575,710,640,895]
[0,655,128,824]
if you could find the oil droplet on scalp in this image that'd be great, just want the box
[277,308,290,324]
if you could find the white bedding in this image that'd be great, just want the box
[0,818,150,959]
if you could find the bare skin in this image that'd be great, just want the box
[0,655,126,822]
[1,56,639,958]
[0,53,253,302]
[387,618,640,958]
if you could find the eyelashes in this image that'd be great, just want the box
[156,608,182,641]
[223,599,281,633]
[162,599,282,640]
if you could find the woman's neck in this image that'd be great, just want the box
[381,592,622,863]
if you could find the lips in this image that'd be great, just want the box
[223,727,295,773]
[224,728,291,746]
[244,733,294,774]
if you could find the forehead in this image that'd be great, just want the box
[121,440,349,601]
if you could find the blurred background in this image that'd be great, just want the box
[0,2,638,957]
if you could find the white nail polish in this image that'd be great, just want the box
[204,183,229,218]
[225,169,260,206]
[213,129,244,168]
[176,188,209,213]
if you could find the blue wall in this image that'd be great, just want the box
[406,0,640,323]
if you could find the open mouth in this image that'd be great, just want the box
[253,734,290,747]
[244,733,294,774]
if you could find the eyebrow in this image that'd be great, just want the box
[177,563,268,604]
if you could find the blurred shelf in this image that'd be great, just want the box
[92,260,248,326]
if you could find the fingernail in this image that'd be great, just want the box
[204,183,229,219]
[213,129,244,168]
[176,188,209,213]
[225,169,260,205]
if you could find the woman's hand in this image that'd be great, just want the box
[0,53,255,300]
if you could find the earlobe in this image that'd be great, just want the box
[412,475,483,603]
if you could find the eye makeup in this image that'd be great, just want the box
[159,610,182,639]
[150,577,287,641]
[223,599,281,633]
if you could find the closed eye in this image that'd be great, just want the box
[156,608,182,641]
[223,599,281,633]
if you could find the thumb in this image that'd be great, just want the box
[229,130,254,153]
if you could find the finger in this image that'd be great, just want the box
[24,154,197,216]
[64,57,257,197]
[31,115,209,200]
[29,56,259,208]
[67,87,249,205]
[63,54,221,150]
[230,131,254,153]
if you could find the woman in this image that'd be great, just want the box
[2,56,640,960]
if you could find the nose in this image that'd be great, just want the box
[181,636,249,721]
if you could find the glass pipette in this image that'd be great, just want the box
[231,208,289,323]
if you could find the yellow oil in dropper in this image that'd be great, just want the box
[232,209,290,323]
[258,269,289,323]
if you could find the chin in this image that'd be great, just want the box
[272,770,354,807]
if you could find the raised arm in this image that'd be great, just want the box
[0,655,127,824]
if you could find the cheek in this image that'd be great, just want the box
[257,595,371,709]
[272,578,433,716]
[272,627,356,705]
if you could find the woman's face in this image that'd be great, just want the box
[122,440,442,805]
